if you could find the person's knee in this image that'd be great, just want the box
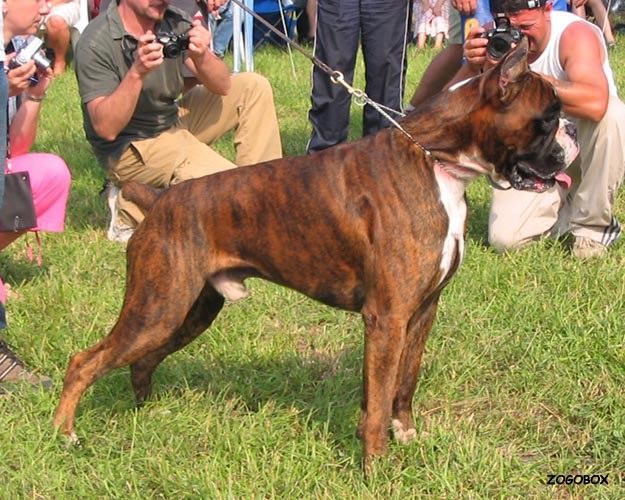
[45,16,70,35]
[236,72,274,99]
[40,153,72,189]
[488,225,533,253]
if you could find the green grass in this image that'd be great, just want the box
[1,41,625,497]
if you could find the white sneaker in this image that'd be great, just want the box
[572,236,607,259]
[105,184,134,244]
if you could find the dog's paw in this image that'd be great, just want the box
[391,419,417,444]
[67,431,80,446]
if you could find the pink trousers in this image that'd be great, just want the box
[5,152,71,233]
[0,152,71,304]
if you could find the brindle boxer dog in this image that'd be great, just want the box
[54,41,578,470]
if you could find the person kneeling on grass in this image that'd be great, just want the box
[0,30,71,391]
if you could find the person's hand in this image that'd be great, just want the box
[25,66,53,100]
[186,19,212,61]
[205,0,228,15]
[463,26,492,73]
[131,31,165,78]
[6,55,38,97]
[452,0,477,16]
[432,4,443,17]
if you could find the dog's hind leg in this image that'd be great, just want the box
[391,296,440,445]
[53,271,208,440]
[130,284,224,404]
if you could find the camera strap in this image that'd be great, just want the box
[227,0,423,150]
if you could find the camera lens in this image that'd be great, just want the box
[487,35,512,60]
[32,51,51,70]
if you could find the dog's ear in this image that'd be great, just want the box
[478,38,529,106]
[497,38,529,104]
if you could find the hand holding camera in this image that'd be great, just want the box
[184,19,212,61]
[7,37,53,99]
[480,15,523,60]
[131,31,167,78]
[464,16,523,73]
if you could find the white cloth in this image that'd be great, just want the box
[46,0,81,27]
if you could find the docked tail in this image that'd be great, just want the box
[121,182,162,212]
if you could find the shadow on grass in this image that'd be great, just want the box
[83,342,365,459]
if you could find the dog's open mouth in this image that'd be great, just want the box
[508,162,572,193]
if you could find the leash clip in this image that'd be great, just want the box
[330,71,344,85]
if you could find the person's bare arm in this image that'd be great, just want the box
[7,63,53,156]
[445,26,487,88]
[451,0,476,16]
[546,21,609,122]
[86,32,164,141]
[183,19,231,95]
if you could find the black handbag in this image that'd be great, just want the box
[0,170,37,232]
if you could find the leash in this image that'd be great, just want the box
[227,0,425,149]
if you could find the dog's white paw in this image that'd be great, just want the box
[391,419,417,444]
[66,431,80,446]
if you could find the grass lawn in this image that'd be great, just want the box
[1,39,624,498]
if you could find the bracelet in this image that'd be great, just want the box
[24,93,46,103]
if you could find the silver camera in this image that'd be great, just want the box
[10,36,51,71]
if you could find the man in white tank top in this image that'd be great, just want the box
[462,0,625,258]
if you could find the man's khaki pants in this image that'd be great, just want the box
[489,95,625,252]
[109,72,282,226]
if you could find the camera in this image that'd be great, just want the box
[155,31,190,58]
[8,36,51,86]
[481,14,523,60]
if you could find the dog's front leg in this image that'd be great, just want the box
[358,311,406,470]
[391,296,441,444]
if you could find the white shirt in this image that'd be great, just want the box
[530,11,618,97]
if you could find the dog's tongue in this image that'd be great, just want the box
[555,172,572,190]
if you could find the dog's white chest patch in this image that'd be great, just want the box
[433,165,467,284]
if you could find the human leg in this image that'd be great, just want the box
[7,153,71,233]
[417,31,427,48]
[110,128,236,228]
[360,0,410,136]
[408,6,462,107]
[307,0,361,152]
[488,186,565,252]
[212,1,234,57]
[585,0,616,45]
[566,97,625,247]
[434,32,444,48]
[44,3,80,75]
[179,73,282,165]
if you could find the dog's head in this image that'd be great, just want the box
[406,38,579,192]
[478,39,579,191]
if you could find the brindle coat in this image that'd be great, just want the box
[54,43,577,470]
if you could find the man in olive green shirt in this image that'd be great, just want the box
[75,0,283,241]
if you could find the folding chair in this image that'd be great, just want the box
[253,0,300,49]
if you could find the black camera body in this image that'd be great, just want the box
[155,31,190,58]
[481,15,523,60]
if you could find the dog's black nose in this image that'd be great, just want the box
[565,122,577,141]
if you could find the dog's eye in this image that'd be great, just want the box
[535,116,558,135]
[535,102,560,135]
